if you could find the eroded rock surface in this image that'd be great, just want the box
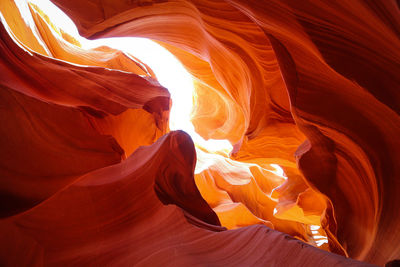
[1,0,399,266]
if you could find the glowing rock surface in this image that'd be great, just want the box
[0,0,399,266]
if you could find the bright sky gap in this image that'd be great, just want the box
[30,0,233,153]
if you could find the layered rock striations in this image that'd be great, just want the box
[0,0,399,266]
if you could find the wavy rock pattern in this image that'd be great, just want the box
[0,0,399,266]
[0,131,371,266]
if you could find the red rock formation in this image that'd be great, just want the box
[0,130,371,266]
[0,0,399,266]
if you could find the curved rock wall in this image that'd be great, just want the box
[0,0,399,266]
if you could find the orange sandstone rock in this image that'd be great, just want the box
[1,0,399,265]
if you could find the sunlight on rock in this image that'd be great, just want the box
[29,0,233,154]
[269,163,287,179]
[310,225,329,247]
[6,0,396,265]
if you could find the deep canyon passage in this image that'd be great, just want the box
[0,0,400,266]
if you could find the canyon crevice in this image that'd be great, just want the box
[0,0,399,266]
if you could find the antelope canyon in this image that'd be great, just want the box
[0,0,399,266]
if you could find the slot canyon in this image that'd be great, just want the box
[0,0,399,266]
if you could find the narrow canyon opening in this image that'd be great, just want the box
[29,0,234,155]
[26,0,329,248]
[2,0,399,265]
